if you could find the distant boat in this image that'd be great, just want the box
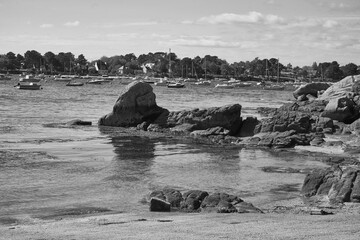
[167,82,185,88]
[19,74,41,83]
[215,83,234,89]
[66,81,84,86]
[263,84,285,90]
[154,78,168,86]
[54,75,76,81]
[0,74,11,81]
[195,80,211,86]
[15,82,42,90]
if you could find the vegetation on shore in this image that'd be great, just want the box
[0,50,359,82]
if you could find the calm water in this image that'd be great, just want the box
[0,78,329,223]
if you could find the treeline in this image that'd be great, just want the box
[0,50,359,82]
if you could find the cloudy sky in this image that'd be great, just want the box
[1,0,359,66]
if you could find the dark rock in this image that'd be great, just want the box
[167,104,242,135]
[99,81,168,127]
[149,197,171,212]
[180,190,209,211]
[234,202,264,213]
[201,192,243,213]
[66,119,92,126]
[302,165,360,203]
[320,97,358,123]
[350,174,360,202]
[293,82,330,100]
[238,117,260,137]
[149,188,183,208]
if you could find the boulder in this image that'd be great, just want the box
[320,97,358,123]
[201,192,242,213]
[166,104,242,135]
[318,75,360,101]
[149,188,183,208]
[98,81,168,127]
[302,165,360,203]
[66,119,92,126]
[238,117,260,137]
[180,190,209,212]
[149,197,171,212]
[293,82,331,99]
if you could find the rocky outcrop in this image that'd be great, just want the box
[293,82,331,100]
[318,75,360,101]
[301,165,360,203]
[148,188,263,213]
[98,81,168,127]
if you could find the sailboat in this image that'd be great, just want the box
[263,58,284,90]
[167,48,185,88]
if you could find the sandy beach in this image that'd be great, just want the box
[2,198,360,240]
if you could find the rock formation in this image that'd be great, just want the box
[98,81,168,127]
[148,188,263,213]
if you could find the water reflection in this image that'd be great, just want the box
[106,135,156,183]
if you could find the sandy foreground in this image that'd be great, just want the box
[2,199,360,240]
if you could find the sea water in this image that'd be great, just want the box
[0,79,329,223]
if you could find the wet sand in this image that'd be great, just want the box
[2,198,360,240]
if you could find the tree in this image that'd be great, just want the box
[341,63,358,77]
[323,61,343,81]
[24,50,43,70]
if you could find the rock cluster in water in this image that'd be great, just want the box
[98,76,360,150]
[148,188,263,213]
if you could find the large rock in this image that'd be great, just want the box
[293,82,331,99]
[98,81,167,127]
[320,97,358,123]
[301,165,360,203]
[318,75,360,101]
[167,104,242,135]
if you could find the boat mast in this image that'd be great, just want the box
[204,57,207,81]
[277,58,280,83]
[168,48,171,79]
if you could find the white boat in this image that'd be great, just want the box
[215,83,234,89]
[195,80,211,86]
[54,75,76,81]
[154,79,168,86]
[19,74,41,83]
[0,74,11,81]
[86,79,104,84]
[167,82,185,88]
[15,82,42,90]
[263,84,285,90]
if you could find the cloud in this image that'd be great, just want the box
[64,21,80,27]
[122,21,158,26]
[198,12,285,25]
[166,36,258,49]
[40,23,53,28]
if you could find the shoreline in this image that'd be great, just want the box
[2,200,360,240]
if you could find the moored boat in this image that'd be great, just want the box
[167,82,185,88]
[0,74,11,81]
[15,82,42,90]
[19,74,41,83]
[66,81,84,86]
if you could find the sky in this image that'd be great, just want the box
[1,0,360,67]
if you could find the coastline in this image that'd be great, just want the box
[2,199,360,240]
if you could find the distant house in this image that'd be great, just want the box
[141,63,155,73]
[118,66,124,75]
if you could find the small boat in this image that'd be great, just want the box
[66,81,84,86]
[195,80,211,86]
[15,82,42,90]
[263,84,285,90]
[0,74,11,81]
[167,82,185,88]
[215,83,234,89]
[19,74,41,83]
[87,79,105,84]
[154,79,168,86]
[54,75,76,81]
